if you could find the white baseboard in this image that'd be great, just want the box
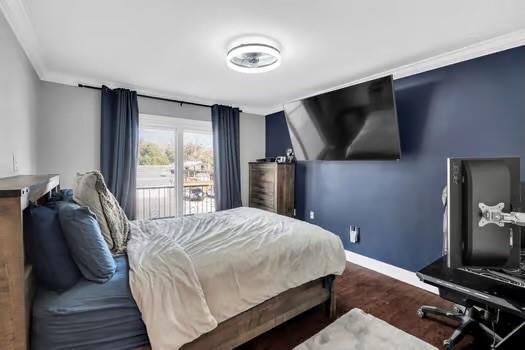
[345,250,438,294]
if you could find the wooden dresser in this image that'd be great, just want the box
[248,162,294,217]
[0,175,60,350]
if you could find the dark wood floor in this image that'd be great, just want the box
[237,262,487,350]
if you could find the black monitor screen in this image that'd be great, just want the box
[447,157,521,269]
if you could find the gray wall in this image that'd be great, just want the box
[1,8,265,203]
[0,11,40,177]
[37,82,100,186]
[36,82,265,204]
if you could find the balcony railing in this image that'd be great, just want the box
[136,184,215,220]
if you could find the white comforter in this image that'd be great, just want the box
[128,207,346,349]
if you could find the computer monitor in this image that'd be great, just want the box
[447,157,521,269]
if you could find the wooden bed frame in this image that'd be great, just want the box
[182,276,335,350]
[0,175,336,350]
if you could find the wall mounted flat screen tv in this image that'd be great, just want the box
[284,75,401,160]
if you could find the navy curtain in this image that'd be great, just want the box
[100,86,139,219]
[211,105,242,210]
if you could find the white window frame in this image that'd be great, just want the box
[139,113,213,217]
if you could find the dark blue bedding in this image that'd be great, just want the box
[32,256,148,350]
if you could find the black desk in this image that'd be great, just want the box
[417,256,525,349]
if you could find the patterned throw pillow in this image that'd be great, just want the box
[74,171,129,254]
[74,172,113,249]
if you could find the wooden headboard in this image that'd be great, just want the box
[0,175,60,350]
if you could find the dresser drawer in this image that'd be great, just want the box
[250,167,276,184]
[250,180,275,196]
[250,191,275,208]
[249,200,276,213]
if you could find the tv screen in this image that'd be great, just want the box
[284,75,401,160]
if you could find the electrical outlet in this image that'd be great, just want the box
[350,226,360,243]
[293,208,297,217]
[309,211,315,220]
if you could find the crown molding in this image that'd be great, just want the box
[273,29,525,116]
[2,0,524,116]
[0,0,46,79]
[394,28,525,79]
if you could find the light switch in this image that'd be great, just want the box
[350,226,360,243]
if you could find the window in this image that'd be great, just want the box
[137,114,214,219]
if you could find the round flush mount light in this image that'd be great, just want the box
[227,43,281,73]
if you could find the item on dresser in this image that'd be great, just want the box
[275,156,287,163]
[255,157,276,163]
[286,148,296,163]
[249,162,294,216]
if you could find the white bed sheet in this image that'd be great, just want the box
[128,207,346,349]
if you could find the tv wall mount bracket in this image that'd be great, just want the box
[479,203,525,227]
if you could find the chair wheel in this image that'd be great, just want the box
[443,339,452,350]
[453,305,463,314]
[417,309,425,318]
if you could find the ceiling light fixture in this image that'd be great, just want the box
[227,43,281,73]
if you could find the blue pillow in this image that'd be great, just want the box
[46,189,75,208]
[58,203,116,283]
[24,205,81,292]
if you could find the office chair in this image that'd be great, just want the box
[418,300,501,349]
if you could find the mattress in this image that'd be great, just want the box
[128,207,346,348]
[32,256,148,350]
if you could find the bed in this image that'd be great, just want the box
[31,256,147,350]
[0,175,346,350]
[128,207,346,349]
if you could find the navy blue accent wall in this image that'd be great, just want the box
[265,46,525,271]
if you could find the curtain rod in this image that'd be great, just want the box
[77,84,214,109]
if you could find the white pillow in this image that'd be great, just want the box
[73,172,113,250]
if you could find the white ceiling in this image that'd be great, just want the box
[4,0,525,114]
